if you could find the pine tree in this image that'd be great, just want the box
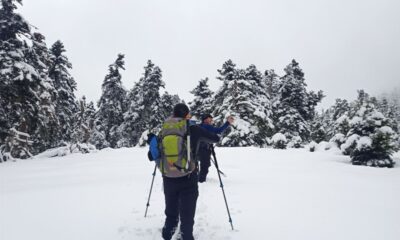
[310,112,327,143]
[272,60,323,145]
[189,77,214,120]
[69,96,97,153]
[271,133,287,149]
[244,64,274,145]
[376,97,399,133]
[96,54,127,148]
[214,59,237,108]
[48,40,77,144]
[213,62,272,146]
[118,60,166,147]
[324,98,350,138]
[343,102,397,167]
[117,80,142,147]
[0,0,41,158]
[161,91,182,120]
[28,32,59,153]
[263,69,280,100]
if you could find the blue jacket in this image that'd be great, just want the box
[198,121,230,157]
[199,121,230,135]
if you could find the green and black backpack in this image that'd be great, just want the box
[158,117,195,178]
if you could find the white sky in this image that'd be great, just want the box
[18,0,400,108]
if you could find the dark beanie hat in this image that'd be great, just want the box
[201,114,213,122]
[173,103,190,118]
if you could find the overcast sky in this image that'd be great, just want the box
[18,0,400,108]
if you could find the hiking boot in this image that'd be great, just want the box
[198,175,206,183]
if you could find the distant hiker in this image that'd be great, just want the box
[159,103,220,240]
[198,114,234,183]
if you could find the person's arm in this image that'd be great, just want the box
[200,121,230,134]
[190,125,220,161]
[191,125,220,144]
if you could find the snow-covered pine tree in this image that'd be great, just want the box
[119,60,165,147]
[88,117,110,150]
[189,77,214,120]
[348,90,369,118]
[0,0,41,158]
[272,60,323,146]
[245,64,274,145]
[48,40,77,144]
[214,59,236,108]
[310,112,327,143]
[263,69,280,101]
[96,54,127,148]
[161,91,182,120]
[325,98,350,138]
[28,32,59,154]
[69,96,96,153]
[271,132,287,149]
[342,101,397,167]
[117,80,142,147]
[376,97,399,134]
[213,62,271,146]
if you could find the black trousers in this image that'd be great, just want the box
[162,173,199,240]
[199,145,211,182]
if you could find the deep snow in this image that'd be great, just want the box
[1,147,399,240]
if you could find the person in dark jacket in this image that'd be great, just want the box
[162,104,220,240]
[198,114,234,183]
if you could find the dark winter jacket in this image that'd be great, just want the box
[199,121,230,135]
[198,121,230,159]
[189,124,220,164]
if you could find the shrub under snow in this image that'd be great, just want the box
[271,133,287,149]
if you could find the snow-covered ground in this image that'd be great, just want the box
[1,147,399,240]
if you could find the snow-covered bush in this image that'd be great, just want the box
[344,103,398,167]
[308,141,317,152]
[271,133,287,149]
[288,136,302,148]
[316,141,331,151]
[351,127,398,167]
[341,134,360,155]
[69,143,96,154]
[35,143,97,158]
[329,133,346,148]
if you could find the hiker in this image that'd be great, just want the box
[198,114,234,183]
[160,103,220,240]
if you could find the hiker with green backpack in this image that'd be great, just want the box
[156,103,220,240]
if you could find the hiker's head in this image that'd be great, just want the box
[201,114,213,125]
[173,103,191,119]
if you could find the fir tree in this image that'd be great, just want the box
[214,59,237,108]
[48,40,77,143]
[29,32,59,153]
[272,60,323,144]
[189,77,214,120]
[96,54,127,148]
[0,0,41,158]
[213,62,273,146]
[310,112,327,143]
[343,102,397,167]
[263,69,279,100]
[70,96,96,153]
[161,91,182,120]
[271,133,287,149]
[118,60,165,146]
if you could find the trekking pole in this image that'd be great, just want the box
[210,157,226,177]
[210,145,234,230]
[144,164,157,218]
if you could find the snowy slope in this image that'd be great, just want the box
[1,148,399,240]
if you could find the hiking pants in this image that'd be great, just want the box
[199,154,211,182]
[162,174,199,240]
